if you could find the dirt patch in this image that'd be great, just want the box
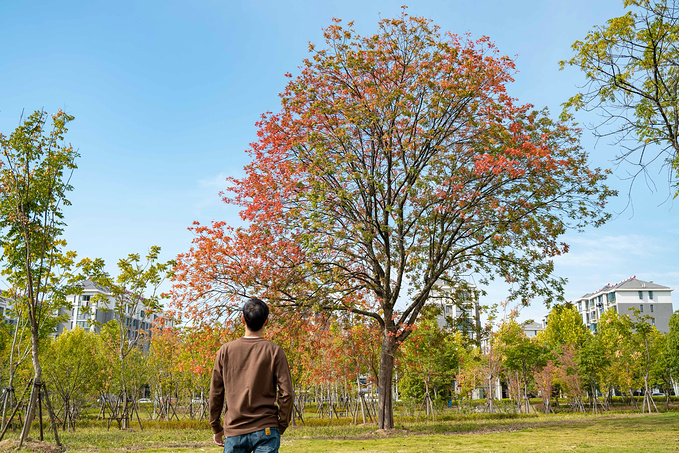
[0,438,64,452]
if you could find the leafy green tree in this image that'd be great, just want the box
[538,305,592,412]
[500,320,546,413]
[597,309,639,404]
[561,0,679,192]
[648,333,673,409]
[538,304,590,349]
[627,311,662,413]
[399,305,461,416]
[667,313,679,394]
[578,333,608,413]
[78,246,173,429]
[43,327,105,430]
[0,109,79,447]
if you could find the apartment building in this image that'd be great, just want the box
[430,280,481,341]
[0,297,15,325]
[575,277,674,333]
[54,279,164,343]
[523,321,544,338]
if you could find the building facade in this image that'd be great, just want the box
[522,321,544,338]
[0,297,15,325]
[430,280,481,341]
[575,277,674,333]
[54,279,163,343]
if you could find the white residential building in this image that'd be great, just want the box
[523,321,544,338]
[575,277,674,333]
[430,280,481,341]
[0,297,15,325]
[54,279,164,343]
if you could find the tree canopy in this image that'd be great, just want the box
[562,0,679,194]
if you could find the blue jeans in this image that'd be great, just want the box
[224,427,280,453]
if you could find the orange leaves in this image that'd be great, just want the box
[473,153,525,177]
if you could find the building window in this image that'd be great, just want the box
[638,291,643,299]
[651,317,655,326]
[640,304,644,312]
[650,304,654,313]
[649,291,653,299]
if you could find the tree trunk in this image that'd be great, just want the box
[18,324,42,448]
[120,345,129,429]
[2,316,24,430]
[641,332,658,414]
[376,335,395,430]
[1,368,15,431]
[487,369,495,414]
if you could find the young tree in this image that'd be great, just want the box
[0,304,32,431]
[561,0,679,193]
[538,304,592,412]
[399,305,460,417]
[476,303,505,413]
[555,344,587,412]
[649,333,673,409]
[538,304,590,349]
[42,327,105,430]
[578,333,608,414]
[501,321,546,413]
[628,312,662,413]
[0,109,78,447]
[172,12,613,429]
[78,246,173,429]
[667,313,679,395]
[533,358,557,414]
[597,309,639,405]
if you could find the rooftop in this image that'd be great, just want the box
[578,277,672,300]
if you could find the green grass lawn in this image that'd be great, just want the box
[2,411,678,452]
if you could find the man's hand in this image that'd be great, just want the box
[213,431,225,447]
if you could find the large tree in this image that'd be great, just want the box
[172,12,613,429]
[0,110,78,446]
[561,0,679,194]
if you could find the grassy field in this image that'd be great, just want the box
[1,411,678,452]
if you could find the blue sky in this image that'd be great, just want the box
[1,0,676,323]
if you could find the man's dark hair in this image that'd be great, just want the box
[243,298,269,331]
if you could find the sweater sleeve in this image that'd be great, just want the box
[209,346,226,434]
[275,347,294,435]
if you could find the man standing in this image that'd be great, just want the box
[210,298,293,452]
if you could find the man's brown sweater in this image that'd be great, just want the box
[209,337,293,436]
